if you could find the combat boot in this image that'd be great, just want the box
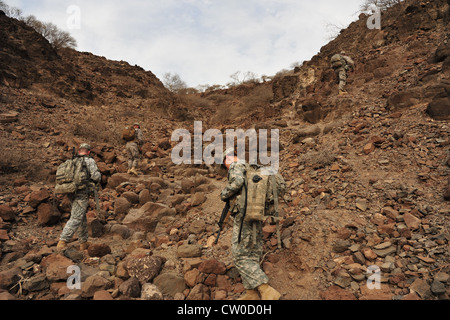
[339,90,348,95]
[80,242,91,250]
[129,167,139,176]
[56,240,67,250]
[237,290,260,300]
[257,284,281,300]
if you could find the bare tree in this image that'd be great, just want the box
[163,72,187,93]
[25,17,77,49]
[230,70,259,85]
[0,2,77,49]
[360,0,403,12]
[0,0,22,18]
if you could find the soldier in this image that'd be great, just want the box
[330,51,355,95]
[125,122,144,175]
[220,148,282,300]
[57,143,101,251]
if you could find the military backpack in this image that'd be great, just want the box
[122,127,135,142]
[330,54,345,69]
[55,156,90,194]
[240,164,286,248]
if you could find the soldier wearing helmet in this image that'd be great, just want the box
[330,51,355,95]
[57,143,101,251]
[125,123,144,175]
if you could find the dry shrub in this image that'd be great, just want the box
[0,136,46,184]
[70,113,121,146]
[241,85,273,112]
[299,147,336,169]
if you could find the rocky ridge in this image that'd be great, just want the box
[0,0,449,300]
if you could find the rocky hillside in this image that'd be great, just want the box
[0,0,449,301]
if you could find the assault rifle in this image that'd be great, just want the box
[214,200,230,245]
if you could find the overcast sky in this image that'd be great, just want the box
[6,0,363,88]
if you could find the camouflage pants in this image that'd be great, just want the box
[335,67,347,91]
[126,142,140,169]
[232,213,269,290]
[60,193,89,243]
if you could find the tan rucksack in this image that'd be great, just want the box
[241,165,286,248]
[55,157,90,194]
[330,54,344,69]
[122,127,135,142]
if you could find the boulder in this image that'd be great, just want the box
[426,97,450,120]
[37,203,60,226]
[126,256,166,284]
[122,202,176,232]
[119,276,141,298]
[0,205,15,222]
[41,254,74,281]
[87,243,111,257]
[141,283,163,300]
[81,275,111,298]
[153,273,187,298]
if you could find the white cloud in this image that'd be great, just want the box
[8,0,363,87]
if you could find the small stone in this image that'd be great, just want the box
[333,240,351,253]
[434,272,449,283]
[352,252,366,265]
[382,207,399,220]
[373,246,396,258]
[374,241,392,250]
[403,212,421,230]
[87,243,111,258]
[362,248,378,260]
[363,143,375,155]
[355,199,368,211]
[177,244,202,258]
[410,278,432,299]
[430,279,446,295]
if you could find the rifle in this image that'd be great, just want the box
[214,200,230,245]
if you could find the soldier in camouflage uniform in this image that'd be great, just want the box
[330,51,355,95]
[220,148,281,300]
[57,143,101,251]
[126,123,144,175]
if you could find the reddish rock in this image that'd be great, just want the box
[382,207,399,220]
[37,202,60,226]
[359,284,393,300]
[81,275,111,298]
[0,205,15,222]
[184,269,200,287]
[93,290,114,300]
[319,285,357,300]
[126,256,166,284]
[41,254,74,281]
[198,259,227,275]
[87,243,111,257]
[119,276,141,298]
[361,248,377,260]
[28,189,51,208]
[403,212,421,230]
[0,267,22,290]
[363,143,375,155]
[0,230,9,241]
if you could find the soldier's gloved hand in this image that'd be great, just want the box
[220,191,229,202]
